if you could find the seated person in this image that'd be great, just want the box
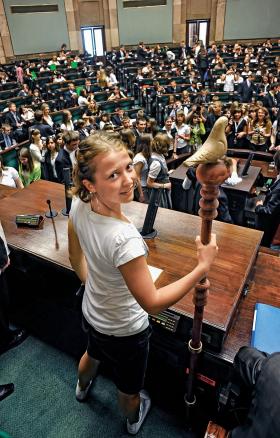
[229,346,280,438]
[107,86,126,101]
[255,150,280,247]
[0,155,23,188]
[0,124,18,169]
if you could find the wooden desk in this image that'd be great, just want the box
[0,180,262,357]
[0,184,19,201]
[219,251,280,363]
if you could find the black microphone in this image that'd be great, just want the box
[45,199,58,218]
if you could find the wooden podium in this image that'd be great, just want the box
[0,180,263,353]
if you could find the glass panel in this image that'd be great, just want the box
[82,29,94,57]
[198,21,208,47]
[188,23,197,47]
[94,28,104,57]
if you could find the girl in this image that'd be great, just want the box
[147,133,172,209]
[0,155,23,188]
[173,111,191,157]
[248,107,272,152]
[78,89,89,109]
[120,129,136,152]
[41,103,54,129]
[225,108,247,149]
[18,147,41,187]
[61,110,74,131]
[43,137,60,182]
[99,113,113,130]
[68,132,217,435]
[29,129,44,168]
[133,133,152,203]
[189,113,206,151]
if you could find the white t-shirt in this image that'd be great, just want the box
[148,153,167,179]
[0,166,20,188]
[30,143,43,164]
[133,153,149,187]
[70,197,149,336]
[173,123,191,149]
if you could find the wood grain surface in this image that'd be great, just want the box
[0,180,263,341]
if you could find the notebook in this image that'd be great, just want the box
[251,303,280,354]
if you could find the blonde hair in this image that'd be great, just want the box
[72,131,127,202]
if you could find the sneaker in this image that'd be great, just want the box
[75,379,92,402]
[127,390,151,435]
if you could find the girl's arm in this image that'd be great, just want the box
[15,176,24,189]
[68,219,88,283]
[147,176,171,190]
[119,234,218,314]
[133,161,145,202]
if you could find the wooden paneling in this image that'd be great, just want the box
[79,0,101,25]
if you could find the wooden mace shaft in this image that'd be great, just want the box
[185,162,230,408]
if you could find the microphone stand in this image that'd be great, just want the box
[139,188,162,239]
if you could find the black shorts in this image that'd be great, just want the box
[82,317,152,395]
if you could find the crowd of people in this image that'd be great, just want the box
[0,38,280,436]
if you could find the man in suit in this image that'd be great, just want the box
[136,42,147,60]
[84,79,92,94]
[64,83,78,108]
[132,117,147,149]
[4,102,26,142]
[178,41,191,60]
[30,110,55,138]
[255,150,280,247]
[111,108,125,128]
[116,46,127,61]
[55,130,80,183]
[0,124,18,169]
[166,80,181,95]
[263,83,280,120]
[238,74,257,103]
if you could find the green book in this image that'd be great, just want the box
[50,64,57,71]
[71,61,78,69]
[31,70,37,79]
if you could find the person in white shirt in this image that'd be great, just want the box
[68,131,218,435]
[0,155,23,188]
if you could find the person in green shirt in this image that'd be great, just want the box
[18,147,41,187]
[189,112,206,151]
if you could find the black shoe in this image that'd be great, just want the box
[0,329,28,355]
[0,383,14,401]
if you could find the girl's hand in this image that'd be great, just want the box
[164,182,172,190]
[195,234,218,272]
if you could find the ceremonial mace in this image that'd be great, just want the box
[183,116,232,423]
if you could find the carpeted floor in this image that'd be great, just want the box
[0,336,194,438]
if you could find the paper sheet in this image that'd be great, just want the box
[148,265,163,283]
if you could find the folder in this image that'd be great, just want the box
[251,303,280,354]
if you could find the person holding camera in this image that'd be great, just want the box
[248,107,272,151]
[226,107,248,148]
